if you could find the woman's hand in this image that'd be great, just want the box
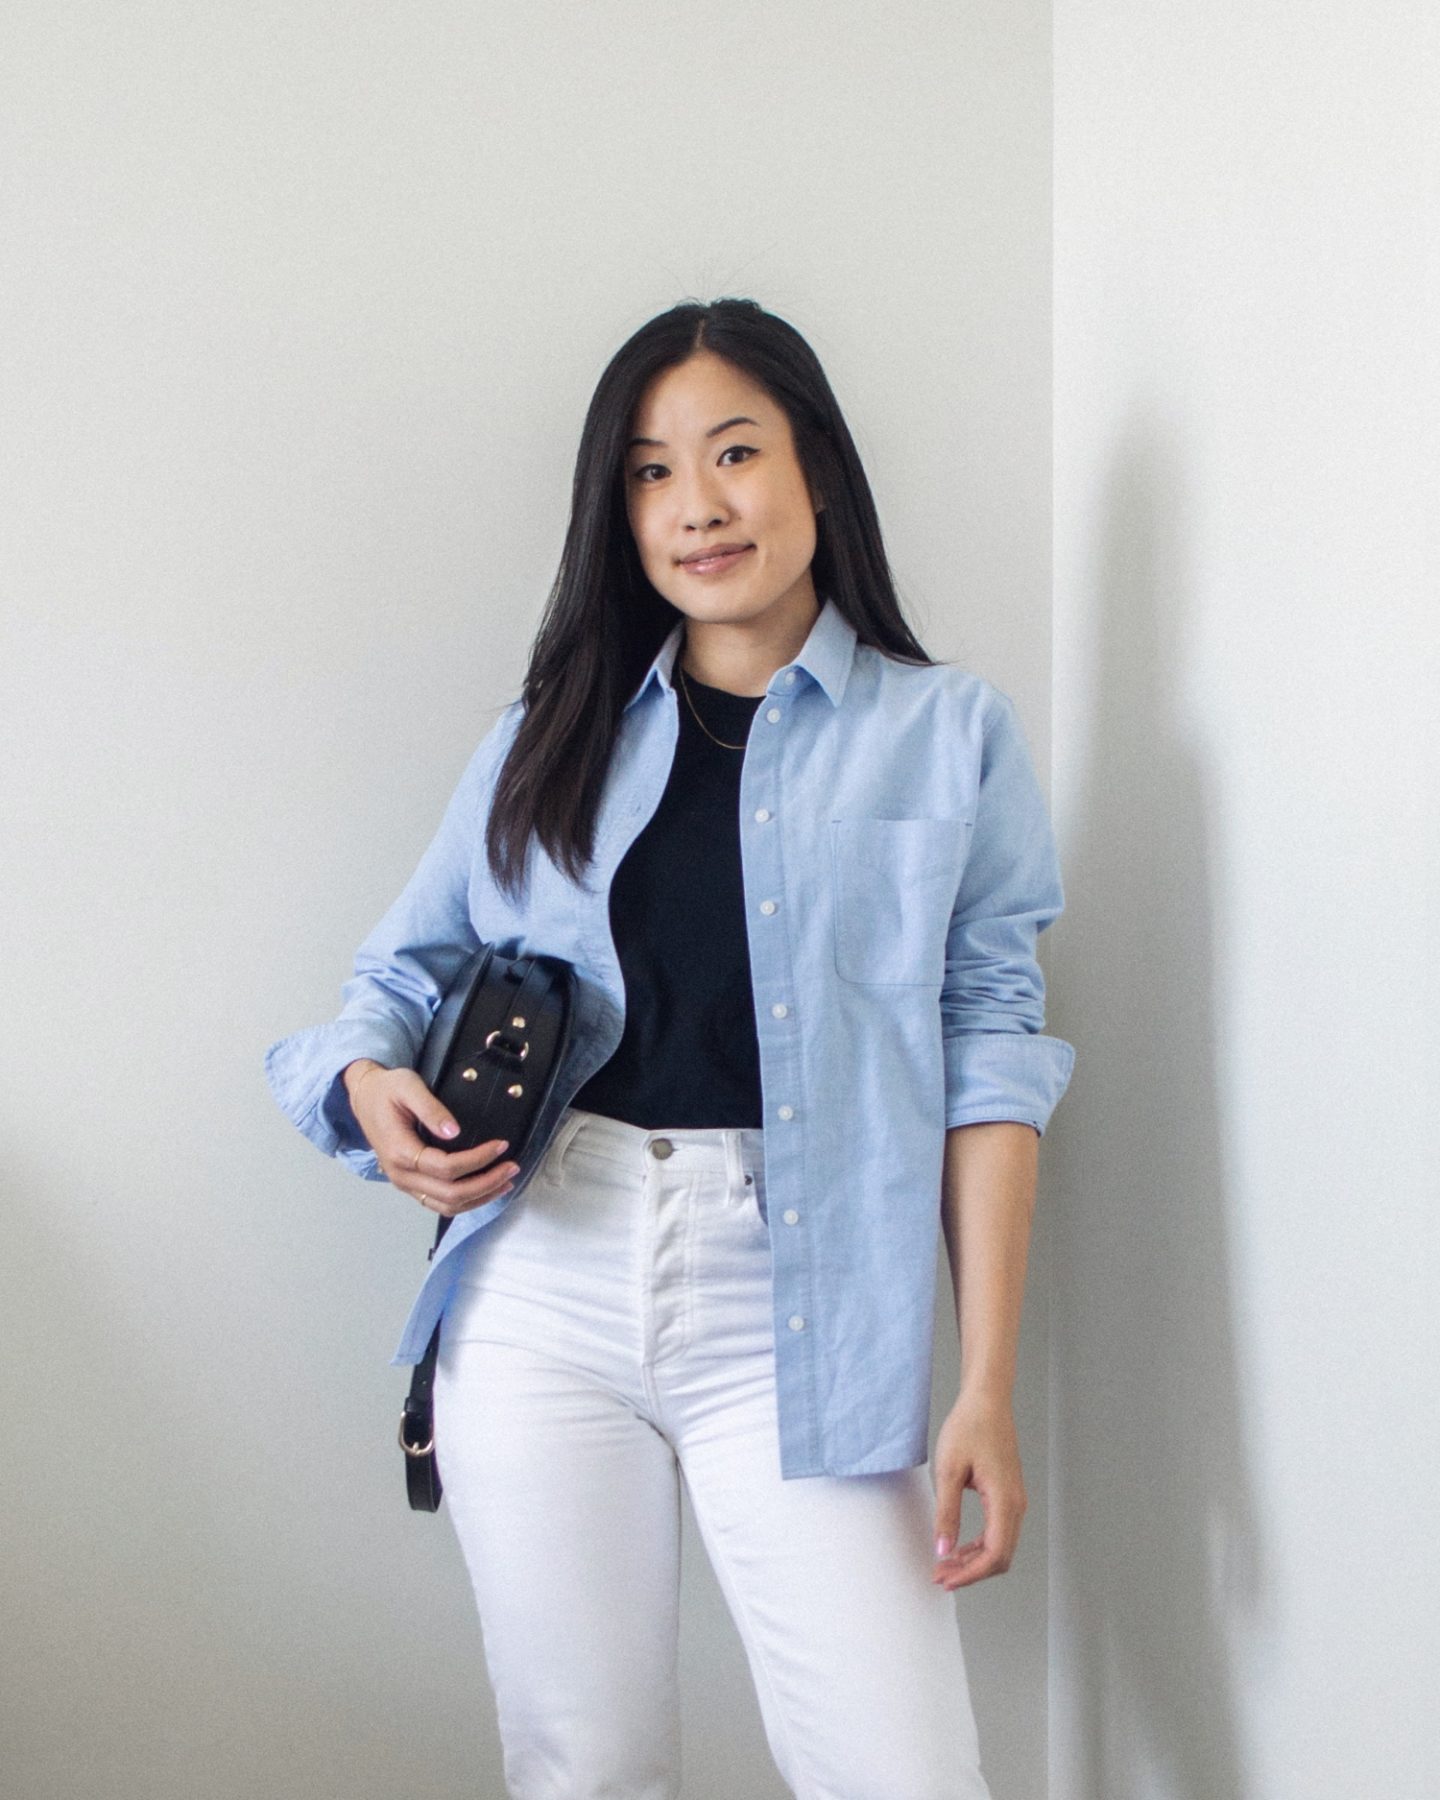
[341,1059,521,1217]
[930,1389,1028,1589]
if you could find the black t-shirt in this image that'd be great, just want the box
[570,670,765,1129]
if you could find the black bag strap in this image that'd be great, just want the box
[400,1316,445,1511]
[399,953,567,1512]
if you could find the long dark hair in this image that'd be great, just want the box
[486,296,938,903]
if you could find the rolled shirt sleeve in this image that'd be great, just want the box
[940,687,1076,1135]
[262,704,520,1180]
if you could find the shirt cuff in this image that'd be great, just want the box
[942,1030,1076,1137]
[263,1015,418,1177]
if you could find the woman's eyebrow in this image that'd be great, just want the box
[626,415,761,451]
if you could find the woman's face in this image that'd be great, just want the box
[624,350,822,628]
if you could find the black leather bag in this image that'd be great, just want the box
[397,944,577,1511]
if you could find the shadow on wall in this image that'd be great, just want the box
[1050,411,1264,1799]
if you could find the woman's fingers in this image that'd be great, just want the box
[347,1066,520,1212]
[411,1179,518,1217]
[413,1135,513,1180]
[389,1068,465,1147]
[933,1510,1021,1589]
[397,1136,522,1215]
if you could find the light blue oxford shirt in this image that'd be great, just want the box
[263,596,1075,1479]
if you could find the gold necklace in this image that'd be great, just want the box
[676,661,751,750]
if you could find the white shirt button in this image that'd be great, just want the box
[771,1002,788,1018]
[754,807,771,822]
[759,899,777,915]
[784,670,797,684]
[788,1314,806,1331]
[777,1104,794,1120]
[766,707,781,723]
[782,1208,799,1224]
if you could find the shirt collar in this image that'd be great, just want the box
[622,593,856,715]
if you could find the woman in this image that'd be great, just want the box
[265,296,1075,1799]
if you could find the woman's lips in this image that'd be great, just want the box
[679,545,754,577]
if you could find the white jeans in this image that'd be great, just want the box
[434,1105,992,1800]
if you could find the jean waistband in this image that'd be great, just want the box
[551,1105,766,1181]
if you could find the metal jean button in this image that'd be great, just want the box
[650,1137,674,1158]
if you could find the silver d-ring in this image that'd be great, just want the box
[399,1414,434,1457]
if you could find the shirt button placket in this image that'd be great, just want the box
[752,678,812,1454]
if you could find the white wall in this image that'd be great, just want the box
[0,6,1055,1796]
[1051,5,1439,1797]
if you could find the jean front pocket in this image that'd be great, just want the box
[829,816,973,985]
[529,1108,588,1194]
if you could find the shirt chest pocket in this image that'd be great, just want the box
[829,816,973,985]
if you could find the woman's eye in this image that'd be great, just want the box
[631,445,756,484]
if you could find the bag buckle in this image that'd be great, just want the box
[398,1401,434,1459]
